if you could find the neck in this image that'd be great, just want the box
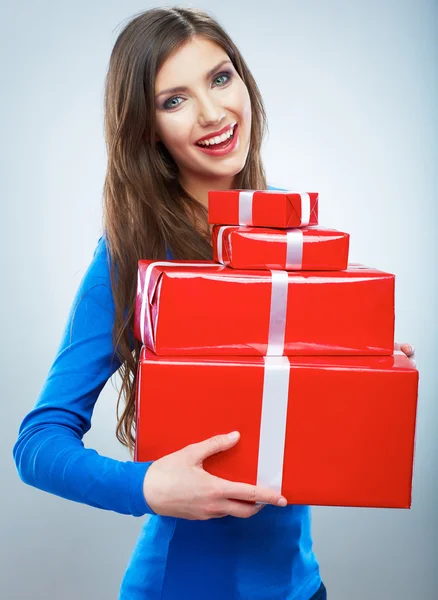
[179,172,237,209]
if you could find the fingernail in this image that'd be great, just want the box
[277,497,287,507]
[228,431,240,441]
[410,345,415,355]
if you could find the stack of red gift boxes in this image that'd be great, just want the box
[134,190,419,508]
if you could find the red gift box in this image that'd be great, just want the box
[135,348,418,508]
[212,225,350,270]
[134,261,394,356]
[208,190,319,228]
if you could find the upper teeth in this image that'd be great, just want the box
[197,123,236,146]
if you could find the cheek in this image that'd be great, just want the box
[156,113,193,152]
[234,84,252,128]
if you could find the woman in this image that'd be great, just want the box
[13,7,415,599]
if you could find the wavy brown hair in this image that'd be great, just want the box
[102,6,268,457]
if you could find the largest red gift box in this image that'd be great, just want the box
[135,348,419,508]
[134,261,395,356]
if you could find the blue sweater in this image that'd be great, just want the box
[13,196,323,600]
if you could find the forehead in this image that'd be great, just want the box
[155,36,230,90]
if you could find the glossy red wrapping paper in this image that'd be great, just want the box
[134,261,395,356]
[212,225,350,270]
[208,190,319,228]
[134,349,419,508]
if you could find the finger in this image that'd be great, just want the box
[220,480,287,507]
[211,502,266,519]
[188,431,240,462]
[219,499,267,519]
[400,343,415,357]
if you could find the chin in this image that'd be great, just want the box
[206,164,245,180]
[212,152,249,177]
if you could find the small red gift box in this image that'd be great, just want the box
[135,349,419,508]
[208,190,319,228]
[212,225,350,270]
[134,261,394,356]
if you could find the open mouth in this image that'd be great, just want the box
[195,123,237,150]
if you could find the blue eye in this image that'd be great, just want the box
[163,96,183,110]
[161,70,233,111]
[213,71,233,86]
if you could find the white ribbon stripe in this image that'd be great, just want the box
[216,226,238,264]
[285,229,304,269]
[299,192,311,226]
[256,356,291,494]
[266,270,289,355]
[238,190,255,225]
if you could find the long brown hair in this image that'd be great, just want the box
[103,6,268,456]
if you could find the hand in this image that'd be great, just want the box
[142,431,287,520]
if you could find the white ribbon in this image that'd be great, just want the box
[285,229,304,269]
[256,356,291,494]
[238,191,255,225]
[216,226,238,264]
[299,193,311,226]
[238,190,311,226]
[266,270,289,355]
[139,263,289,355]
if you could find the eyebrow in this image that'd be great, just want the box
[155,59,233,98]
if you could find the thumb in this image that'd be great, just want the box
[191,431,240,462]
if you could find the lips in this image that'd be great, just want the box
[195,122,236,144]
[195,123,239,156]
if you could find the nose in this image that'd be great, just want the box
[198,92,226,127]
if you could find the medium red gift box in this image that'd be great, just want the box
[134,261,394,356]
[134,348,418,508]
[208,190,319,228]
[212,225,350,271]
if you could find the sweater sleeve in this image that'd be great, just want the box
[12,235,156,517]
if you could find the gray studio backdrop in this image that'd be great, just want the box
[2,1,437,599]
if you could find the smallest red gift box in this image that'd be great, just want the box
[212,225,350,271]
[208,189,318,228]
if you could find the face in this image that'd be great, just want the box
[154,35,252,186]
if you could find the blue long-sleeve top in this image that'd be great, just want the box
[13,234,153,517]
[13,187,323,600]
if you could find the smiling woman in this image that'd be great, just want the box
[12,5,415,600]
